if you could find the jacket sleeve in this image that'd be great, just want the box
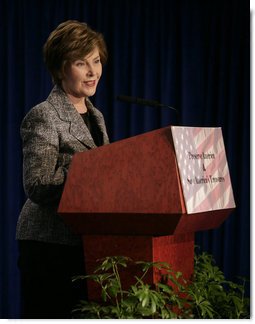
[21,106,71,205]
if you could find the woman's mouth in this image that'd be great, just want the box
[84,80,96,87]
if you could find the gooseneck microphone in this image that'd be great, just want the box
[116,95,177,113]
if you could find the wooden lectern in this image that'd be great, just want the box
[58,126,234,300]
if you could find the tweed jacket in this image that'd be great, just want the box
[16,85,109,245]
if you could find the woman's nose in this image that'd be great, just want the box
[86,63,95,76]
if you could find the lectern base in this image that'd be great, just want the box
[82,232,194,301]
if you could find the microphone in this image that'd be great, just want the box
[116,95,177,113]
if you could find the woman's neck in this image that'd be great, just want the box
[74,102,88,114]
[69,95,88,113]
[61,85,88,113]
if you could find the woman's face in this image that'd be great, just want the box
[62,47,102,99]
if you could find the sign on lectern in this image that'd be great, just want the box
[171,126,236,214]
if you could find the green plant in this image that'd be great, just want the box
[188,251,250,319]
[72,250,250,319]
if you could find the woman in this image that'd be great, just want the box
[16,20,109,319]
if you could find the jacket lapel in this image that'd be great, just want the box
[47,86,100,149]
[85,98,110,145]
[69,111,96,149]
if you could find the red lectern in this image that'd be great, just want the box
[58,126,234,300]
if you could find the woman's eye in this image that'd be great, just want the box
[76,62,84,67]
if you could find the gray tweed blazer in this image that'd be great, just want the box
[16,85,109,245]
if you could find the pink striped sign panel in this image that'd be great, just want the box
[171,126,236,214]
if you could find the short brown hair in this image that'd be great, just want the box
[43,20,108,85]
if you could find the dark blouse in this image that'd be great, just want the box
[80,111,103,147]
